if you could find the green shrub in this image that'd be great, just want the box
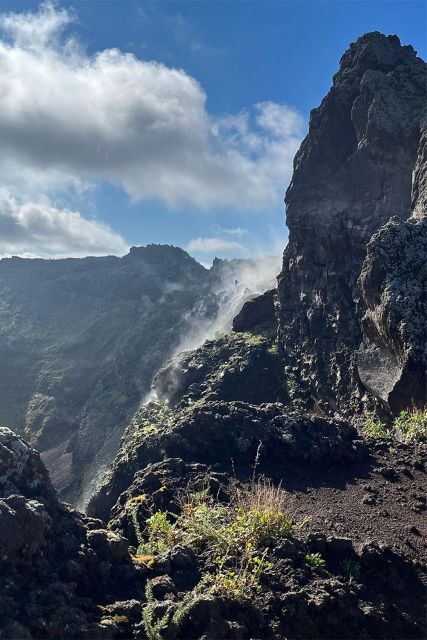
[175,478,295,554]
[212,549,272,601]
[224,507,294,550]
[137,479,295,601]
[393,409,427,444]
[142,581,171,640]
[304,552,326,568]
[143,576,213,640]
[362,418,390,439]
[177,489,228,547]
[139,511,176,554]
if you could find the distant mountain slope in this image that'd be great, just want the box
[0,245,280,505]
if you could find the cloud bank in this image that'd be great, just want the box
[0,190,128,258]
[0,1,304,213]
[186,236,244,254]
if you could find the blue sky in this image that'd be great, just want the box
[0,0,425,263]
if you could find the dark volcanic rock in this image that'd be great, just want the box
[276,32,426,416]
[232,289,276,332]
[357,214,426,413]
[0,427,55,500]
[88,399,363,523]
[152,329,285,408]
[357,124,427,413]
[0,428,142,639]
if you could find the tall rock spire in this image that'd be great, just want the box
[277,32,426,415]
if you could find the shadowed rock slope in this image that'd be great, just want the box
[0,427,143,639]
[0,245,211,505]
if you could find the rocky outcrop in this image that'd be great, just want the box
[232,289,276,332]
[276,32,426,416]
[152,329,285,408]
[357,124,426,413]
[357,214,426,413]
[0,428,145,639]
[88,399,363,522]
[0,427,55,501]
[411,127,427,220]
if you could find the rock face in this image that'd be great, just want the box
[0,427,54,501]
[357,126,426,413]
[357,214,426,413]
[88,398,362,523]
[277,32,426,416]
[0,246,279,506]
[152,329,285,408]
[0,428,143,639]
[232,289,276,332]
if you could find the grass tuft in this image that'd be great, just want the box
[362,418,390,439]
[137,478,295,601]
[304,552,325,568]
[392,408,427,444]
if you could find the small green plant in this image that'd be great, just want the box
[304,552,326,568]
[175,477,295,554]
[139,478,306,638]
[212,548,272,600]
[393,409,427,444]
[362,418,390,439]
[140,511,176,554]
[183,502,228,546]
[143,576,213,640]
[224,507,294,550]
[142,581,172,640]
[341,558,361,579]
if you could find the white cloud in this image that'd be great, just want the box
[214,226,249,238]
[0,2,304,212]
[0,1,72,51]
[0,190,128,258]
[186,237,245,254]
[255,101,304,137]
